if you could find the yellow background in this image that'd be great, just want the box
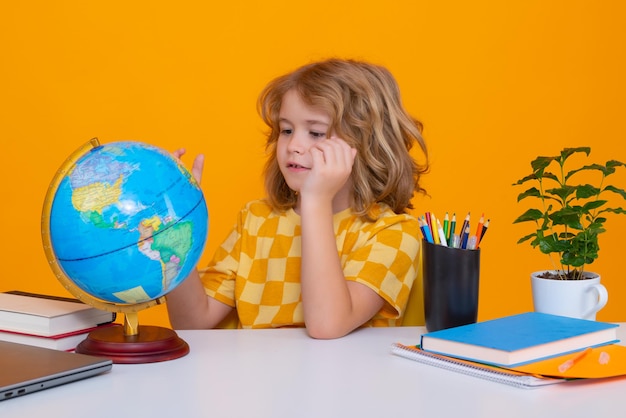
[2,1,625,328]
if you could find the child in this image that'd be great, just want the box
[166,58,429,339]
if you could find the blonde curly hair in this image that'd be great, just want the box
[258,58,429,219]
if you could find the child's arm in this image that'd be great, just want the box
[165,148,234,329]
[165,268,233,329]
[299,138,384,339]
[300,201,385,338]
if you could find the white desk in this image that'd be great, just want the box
[1,325,625,418]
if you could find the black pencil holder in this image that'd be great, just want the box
[422,240,480,332]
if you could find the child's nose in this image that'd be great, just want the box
[287,131,308,154]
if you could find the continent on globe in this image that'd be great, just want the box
[43,140,209,307]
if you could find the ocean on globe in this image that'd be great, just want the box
[44,140,208,306]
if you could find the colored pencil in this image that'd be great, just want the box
[558,347,592,373]
[448,213,456,243]
[430,212,440,244]
[476,219,490,246]
[436,219,448,247]
[442,212,449,245]
[460,225,470,249]
[460,212,470,239]
[419,216,434,243]
[475,213,485,242]
[424,211,433,233]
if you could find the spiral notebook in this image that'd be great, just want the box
[391,343,566,389]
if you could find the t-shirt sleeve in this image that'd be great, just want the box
[200,212,245,308]
[342,215,420,322]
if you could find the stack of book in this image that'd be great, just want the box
[392,312,626,388]
[0,291,117,351]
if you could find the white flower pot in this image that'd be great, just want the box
[530,271,608,320]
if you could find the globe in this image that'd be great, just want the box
[41,138,208,363]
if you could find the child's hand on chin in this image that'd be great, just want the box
[302,137,356,199]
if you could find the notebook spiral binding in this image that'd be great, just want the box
[390,343,565,389]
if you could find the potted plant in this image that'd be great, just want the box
[512,147,626,319]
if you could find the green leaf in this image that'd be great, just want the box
[604,185,626,199]
[516,233,536,244]
[512,173,538,186]
[546,185,576,201]
[602,207,626,215]
[538,235,567,253]
[560,147,591,161]
[582,200,606,211]
[588,217,607,228]
[549,207,584,229]
[540,172,559,182]
[561,252,586,267]
[565,164,606,181]
[530,156,556,172]
[513,208,543,223]
[575,184,601,199]
[516,187,542,202]
[606,160,626,172]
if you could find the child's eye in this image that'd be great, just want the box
[310,131,326,139]
[280,129,293,136]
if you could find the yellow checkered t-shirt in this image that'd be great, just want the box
[201,200,420,328]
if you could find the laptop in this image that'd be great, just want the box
[0,340,112,401]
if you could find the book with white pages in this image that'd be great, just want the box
[0,291,116,337]
[0,323,120,351]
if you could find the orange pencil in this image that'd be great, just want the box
[476,219,490,247]
[474,214,485,245]
[558,347,592,373]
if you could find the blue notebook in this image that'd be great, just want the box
[420,312,619,367]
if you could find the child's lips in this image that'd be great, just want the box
[287,162,309,170]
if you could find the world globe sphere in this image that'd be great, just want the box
[41,139,208,309]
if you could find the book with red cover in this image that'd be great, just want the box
[0,323,120,351]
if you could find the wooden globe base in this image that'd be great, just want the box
[75,324,189,364]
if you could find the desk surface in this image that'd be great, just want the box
[1,324,625,418]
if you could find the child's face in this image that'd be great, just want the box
[276,89,331,193]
